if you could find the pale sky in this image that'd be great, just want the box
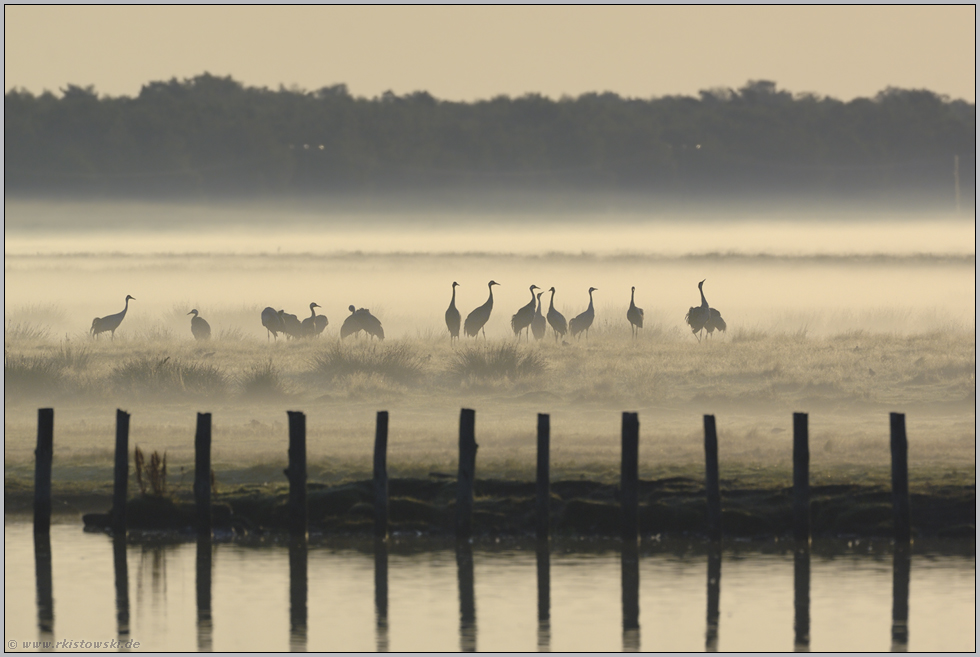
[4,5,976,101]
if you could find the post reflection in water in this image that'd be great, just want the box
[112,535,130,638]
[374,539,389,652]
[196,537,213,652]
[892,545,911,652]
[288,539,308,652]
[794,543,811,652]
[621,542,640,652]
[456,541,477,652]
[705,546,721,651]
[535,541,551,652]
[34,532,54,639]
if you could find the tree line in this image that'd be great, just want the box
[4,74,974,202]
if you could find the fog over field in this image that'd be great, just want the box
[4,199,975,490]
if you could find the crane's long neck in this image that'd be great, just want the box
[588,289,594,311]
[535,294,542,313]
[487,284,494,307]
[450,286,456,307]
[122,297,130,316]
[631,288,635,306]
[309,305,317,319]
[549,290,556,311]
[528,287,536,303]
[699,284,708,309]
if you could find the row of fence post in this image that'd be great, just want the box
[31,407,913,543]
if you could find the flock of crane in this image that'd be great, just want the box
[88,280,726,344]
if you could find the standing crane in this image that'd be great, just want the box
[568,287,598,340]
[511,284,540,341]
[91,295,135,340]
[530,291,546,341]
[187,309,211,341]
[685,279,725,342]
[445,282,461,344]
[627,286,644,339]
[464,280,500,339]
[546,287,567,343]
[300,302,327,338]
[341,305,385,340]
[261,306,284,341]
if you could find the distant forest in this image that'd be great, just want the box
[4,74,975,203]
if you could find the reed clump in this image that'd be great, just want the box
[449,343,547,381]
[134,445,167,497]
[111,356,227,397]
[309,342,429,385]
[238,358,288,398]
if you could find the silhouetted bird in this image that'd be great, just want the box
[511,284,540,341]
[546,287,567,343]
[464,280,499,339]
[685,279,725,342]
[530,291,546,341]
[569,287,598,340]
[627,286,644,339]
[280,310,303,339]
[91,295,134,340]
[261,306,284,341]
[300,302,327,338]
[341,305,385,340]
[445,282,461,344]
[187,309,211,341]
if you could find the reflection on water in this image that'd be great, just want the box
[4,524,974,652]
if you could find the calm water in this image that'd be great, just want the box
[4,522,975,652]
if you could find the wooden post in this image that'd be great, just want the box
[536,413,550,541]
[374,411,389,538]
[536,540,551,651]
[112,409,130,535]
[704,415,721,542]
[286,411,307,539]
[621,412,639,543]
[793,412,810,543]
[34,408,54,535]
[456,408,477,539]
[194,413,212,537]
[890,413,911,543]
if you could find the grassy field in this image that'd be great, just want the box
[4,319,974,497]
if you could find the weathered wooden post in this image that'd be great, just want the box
[34,532,54,636]
[621,412,639,543]
[890,412,911,543]
[374,411,389,538]
[456,408,477,539]
[112,409,130,535]
[536,540,551,651]
[704,415,721,542]
[793,412,810,543]
[536,413,550,541]
[34,408,54,535]
[286,411,307,538]
[194,413,212,537]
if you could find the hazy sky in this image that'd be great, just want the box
[4,5,975,101]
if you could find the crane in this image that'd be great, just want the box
[445,282,461,344]
[341,305,385,341]
[464,280,499,339]
[530,291,546,341]
[685,279,715,342]
[91,295,135,340]
[546,287,567,343]
[280,310,303,339]
[261,306,284,341]
[568,287,598,340]
[511,284,540,341]
[187,309,211,341]
[300,302,327,338]
[627,286,644,339]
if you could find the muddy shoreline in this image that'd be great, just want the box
[6,476,974,540]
